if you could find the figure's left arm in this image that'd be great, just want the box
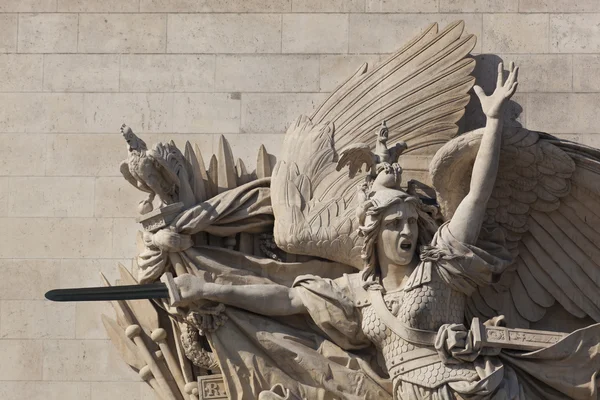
[448,62,518,244]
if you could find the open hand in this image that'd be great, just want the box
[474,61,518,119]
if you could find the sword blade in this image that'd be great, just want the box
[45,283,169,302]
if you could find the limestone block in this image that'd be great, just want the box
[293,0,364,12]
[0,94,84,133]
[83,93,172,133]
[367,0,437,12]
[319,55,380,92]
[520,0,600,12]
[574,55,600,92]
[76,302,114,339]
[18,14,78,53]
[0,300,76,339]
[167,14,281,53]
[216,55,320,92]
[46,134,124,177]
[44,55,119,92]
[282,14,349,54]
[0,217,113,258]
[483,14,548,53]
[141,0,290,12]
[172,93,240,133]
[0,15,17,52]
[349,14,482,53]
[0,259,61,300]
[111,218,139,258]
[0,55,43,91]
[0,178,7,216]
[0,0,55,12]
[58,0,139,11]
[0,340,43,380]
[473,54,572,93]
[92,382,142,400]
[0,134,46,175]
[241,93,329,133]
[59,259,124,288]
[551,14,600,53]
[78,14,167,53]
[7,177,95,218]
[43,340,141,381]
[95,177,141,218]
[440,0,517,12]
[528,93,600,134]
[0,382,91,400]
[120,55,215,92]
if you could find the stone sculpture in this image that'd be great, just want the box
[46,20,600,400]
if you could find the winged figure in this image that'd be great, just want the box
[96,20,600,400]
[120,124,195,214]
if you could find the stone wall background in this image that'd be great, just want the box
[0,0,598,398]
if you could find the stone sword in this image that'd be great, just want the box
[46,274,567,352]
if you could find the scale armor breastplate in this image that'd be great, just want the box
[360,270,478,389]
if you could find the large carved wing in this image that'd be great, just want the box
[431,127,600,329]
[272,21,476,267]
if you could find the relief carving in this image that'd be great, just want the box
[45,21,600,400]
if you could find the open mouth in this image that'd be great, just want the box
[399,240,412,251]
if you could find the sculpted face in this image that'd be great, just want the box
[377,202,419,265]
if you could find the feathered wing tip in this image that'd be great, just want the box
[433,127,600,331]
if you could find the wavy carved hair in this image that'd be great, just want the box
[358,193,440,287]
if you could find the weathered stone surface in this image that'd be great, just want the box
[1,300,76,339]
[0,382,91,400]
[78,14,167,53]
[483,14,549,53]
[0,94,84,133]
[216,55,320,92]
[0,55,43,92]
[0,340,43,380]
[0,0,55,12]
[0,260,61,300]
[574,55,600,92]
[0,15,17,52]
[520,0,600,12]
[141,0,291,12]
[44,55,120,92]
[7,177,95,217]
[42,340,140,381]
[173,93,240,133]
[550,14,600,53]
[368,0,437,12]
[167,14,281,53]
[120,55,215,92]
[440,0,517,12]
[83,93,172,133]
[0,134,47,175]
[0,218,113,258]
[349,14,482,53]
[18,14,78,53]
[241,93,328,133]
[528,93,600,133]
[283,14,349,53]
[58,0,139,11]
[294,0,364,12]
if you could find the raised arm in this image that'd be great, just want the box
[172,274,307,316]
[448,62,518,244]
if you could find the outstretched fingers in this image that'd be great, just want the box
[473,85,486,100]
[505,66,519,90]
[496,62,504,88]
